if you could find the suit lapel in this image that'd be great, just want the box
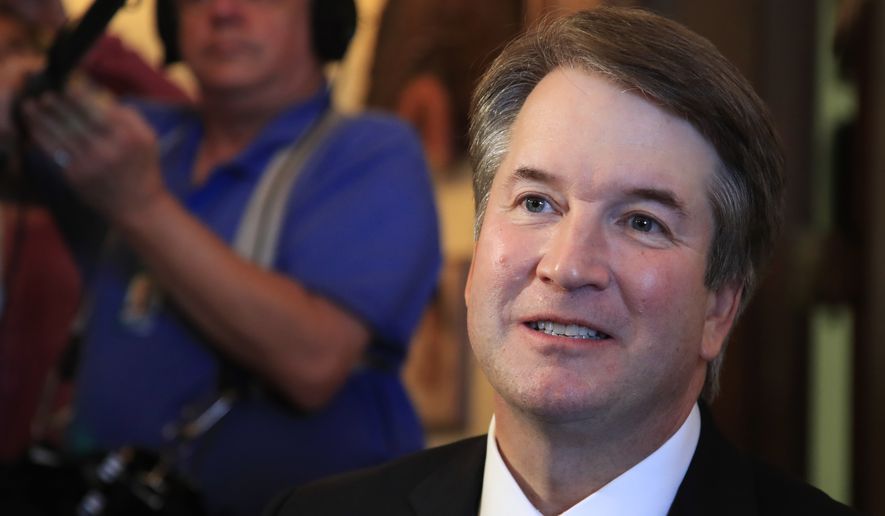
[402,408,761,516]
[668,405,757,516]
[408,436,487,516]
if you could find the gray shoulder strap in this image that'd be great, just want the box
[232,110,344,268]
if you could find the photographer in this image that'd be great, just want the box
[3,0,441,514]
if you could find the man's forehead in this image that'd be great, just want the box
[517,68,692,136]
[511,70,718,169]
[514,67,721,158]
[490,67,721,219]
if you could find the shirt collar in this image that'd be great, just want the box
[160,85,332,193]
[227,85,331,172]
[479,403,701,516]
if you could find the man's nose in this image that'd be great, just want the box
[536,215,612,291]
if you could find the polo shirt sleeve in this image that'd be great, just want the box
[275,114,442,351]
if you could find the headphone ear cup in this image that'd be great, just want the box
[311,0,357,62]
[155,0,180,66]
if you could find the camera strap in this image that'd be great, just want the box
[177,107,349,428]
[231,108,345,268]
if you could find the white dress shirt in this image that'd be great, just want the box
[478,404,701,516]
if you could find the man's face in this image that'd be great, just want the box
[465,68,740,427]
[176,0,319,95]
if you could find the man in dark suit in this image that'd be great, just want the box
[266,7,856,515]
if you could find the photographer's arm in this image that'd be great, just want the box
[115,192,371,411]
[21,89,370,412]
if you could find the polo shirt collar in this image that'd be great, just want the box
[245,85,331,153]
[163,84,332,192]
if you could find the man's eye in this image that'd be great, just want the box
[628,214,661,233]
[522,196,549,213]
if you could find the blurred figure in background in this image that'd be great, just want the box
[0,0,188,463]
[368,0,522,178]
[368,0,522,436]
[1,0,440,514]
[0,3,83,463]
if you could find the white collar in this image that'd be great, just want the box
[478,404,701,516]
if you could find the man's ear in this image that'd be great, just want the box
[701,281,743,362]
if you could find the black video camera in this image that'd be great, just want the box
[1,443,205,515]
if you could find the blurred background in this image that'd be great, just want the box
[25,0,885,513]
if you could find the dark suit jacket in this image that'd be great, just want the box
[265,408,857,515]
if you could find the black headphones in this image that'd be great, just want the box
[155,0,357,66]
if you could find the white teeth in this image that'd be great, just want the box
[529,321,609,340]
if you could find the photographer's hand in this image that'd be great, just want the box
[20,81,171,223]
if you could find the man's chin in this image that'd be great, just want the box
[495,379,614,425]
[192,67,264,93]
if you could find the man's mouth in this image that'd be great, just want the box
[527,321,611,340]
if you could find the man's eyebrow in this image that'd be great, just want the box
[505,166,560,187]
[506,167,689,215]
[624,187,689,216]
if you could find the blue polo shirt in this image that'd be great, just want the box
[67,88,441,515]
